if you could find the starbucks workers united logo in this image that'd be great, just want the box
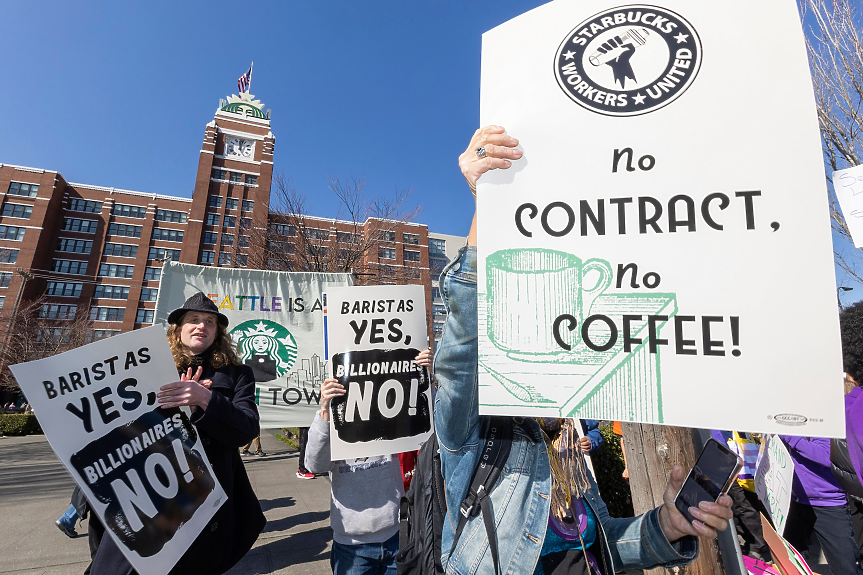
[554,5,702,116]
[231,319,298,383]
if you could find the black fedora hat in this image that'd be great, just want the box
[167,292,229,327]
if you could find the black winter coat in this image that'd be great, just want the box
[89,361,267,575]
[831,437,863,501]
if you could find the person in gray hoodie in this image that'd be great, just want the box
[305,377,404,574]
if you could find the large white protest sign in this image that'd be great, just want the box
[10,326,225,575]
[754,435,795,536]
[325,285,433,460]
[833,164,863,248]
[155,262,352,428]
[476,0,844,435]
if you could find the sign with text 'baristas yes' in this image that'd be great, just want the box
[477,1,844,435]
[326,285,433,460]
[10,326,226,575]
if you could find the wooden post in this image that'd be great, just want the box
[621,422,726,575]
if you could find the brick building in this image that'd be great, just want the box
[0,91,460,349]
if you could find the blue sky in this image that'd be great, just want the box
[2,1,860,304]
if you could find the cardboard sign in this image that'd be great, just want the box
[476,0,844,436]
[155,262,352,428]
[10,326,225,575]
[760,513,815,575]
[325,285,433,460]
[832,164,863,248]
[754,434,794,536]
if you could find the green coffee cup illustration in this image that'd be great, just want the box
[486,248,612,359]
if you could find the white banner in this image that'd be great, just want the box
[476,0,844,435]
[754,435,795,536]
[10,326,225,575]
[833,164,863,248]
[325,285,433,460]
[155,262,353,428]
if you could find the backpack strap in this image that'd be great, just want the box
[450,417,513,575]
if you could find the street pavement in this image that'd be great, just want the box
[0,431,333,575]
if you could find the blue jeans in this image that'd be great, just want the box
[784,500,863,574]
[330,531,398,575]
[57,504,78,529]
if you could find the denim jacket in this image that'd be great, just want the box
[434,246,697,574]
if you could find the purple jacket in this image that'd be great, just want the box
[846,386,863,488]
[780,434,847,506]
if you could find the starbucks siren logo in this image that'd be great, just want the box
[554,4,702,116]
[231,319,298,383]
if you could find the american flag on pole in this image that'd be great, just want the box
[237,63,252,93]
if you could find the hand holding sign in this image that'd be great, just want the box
[458,126,522,190]
[319,378,346,422]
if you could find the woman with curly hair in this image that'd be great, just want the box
[87,292,266,575]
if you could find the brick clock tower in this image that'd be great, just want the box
[186,93,275,267]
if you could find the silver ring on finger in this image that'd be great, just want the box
[475,146,487,159]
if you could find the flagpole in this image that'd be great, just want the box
[248,61,254,93]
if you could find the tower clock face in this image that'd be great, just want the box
[225,136,254,159]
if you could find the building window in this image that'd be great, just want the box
[405,267,421,279]
[269,223,296,236]
[337,231,360,244]
[45,281,83,297]
[242,200,254,212]
[223,215,237,228]
[219,252,231,266]
[433,304,447,316]
[209,195,223,208]
[2,203,32,220]
[404,250,420,262]
[152,228,183,242]
[148,247,181,261]
[379,247,396,259]
[140,288,158,302]
[307,228,330,241]
[244,175,257,186]
[108,223,142,238]
[93,285,130,300]
[90,306,124,322]
[268,240,295,254]
[8,182,38,197]
[225,198,239,210]
[0,272,11,287]
[236,254,248,267]
[200,251,215,264]
[431,287,442,300]
[155,209,187,223]
[211,169,227,180]
[98,263,134,278]
[41,304,77,320]
[103,242,137,258]
[58,238,93,254]
[238,235,250,248]
[68,198,102,213]
[206,213,220,226]
[0,225,25,241]
[93,330,120,339]
[229,172,243,183]
[112,204,147,218]
[221,234,234,247]
[310,245,328,258]
[136,308,155,324]
[240,217,252,230]
[144,267,161,280]
[62,217,97,233]
[430,238,447,255]
[51,259,86,274]
[430,257,448,276]
[379,230,396,242]
[0,249,17,264]
[403,233,420,245]
[203,232,218,244]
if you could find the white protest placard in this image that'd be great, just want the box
[754,435,795,535]
[155,262,352,428]
[325,285,433,460]
[476,0,845,435]
[833,164,863,248]
[10,326,225,575]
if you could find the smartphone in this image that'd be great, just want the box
[673,438,742,524]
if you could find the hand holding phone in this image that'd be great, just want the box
[674,438,742,524]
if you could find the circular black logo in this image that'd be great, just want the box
[554,4,702,116]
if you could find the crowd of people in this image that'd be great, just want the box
[32,126,863,574]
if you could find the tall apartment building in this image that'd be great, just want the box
[0,91,454,346]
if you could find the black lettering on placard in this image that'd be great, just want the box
[329,348,431,443]
[69,409,215,557]
[551,313,742,357]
